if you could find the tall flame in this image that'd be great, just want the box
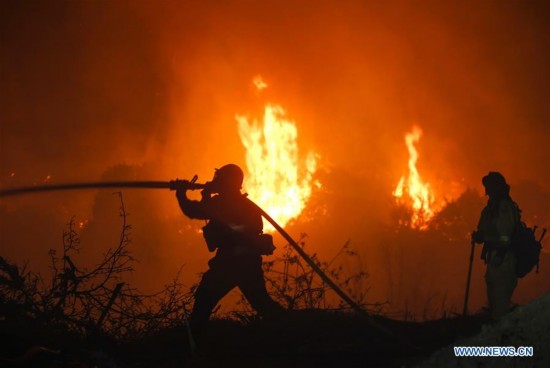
[393,126,437,229]
[236,88,317,231]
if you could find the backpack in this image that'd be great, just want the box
[511,222,544,278]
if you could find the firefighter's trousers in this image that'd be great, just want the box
[189,253,283,338]
[485,249,517,319]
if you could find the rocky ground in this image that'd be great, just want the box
[414,294,549,368]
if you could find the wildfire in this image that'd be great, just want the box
[393,126,439,229]
[236,78,318,231]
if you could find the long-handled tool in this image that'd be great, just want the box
[536,228,546,273]
[462,238,476,316]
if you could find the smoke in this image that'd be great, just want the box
[1,0,549,316]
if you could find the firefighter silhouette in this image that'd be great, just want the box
[471,172,519,319]
[176,164,283,338]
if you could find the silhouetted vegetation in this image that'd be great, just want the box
[228,236,386,324]
[1,193,193,343]
[1,193,390,366]
[4,189,546,367]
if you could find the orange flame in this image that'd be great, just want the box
[393,126,438,229]
[236,92,318,231]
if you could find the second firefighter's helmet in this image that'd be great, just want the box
[482,171,510,198]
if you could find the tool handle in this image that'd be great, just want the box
[539,228,547,243]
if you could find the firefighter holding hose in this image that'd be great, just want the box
[175,164,283,339]
[0,164,389,340]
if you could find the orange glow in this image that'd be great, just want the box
[393,126,440,229]
[44,174,52,182]
[252,75,268,91]
[236,84,318,231]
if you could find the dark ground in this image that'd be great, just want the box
[0,309,489,368]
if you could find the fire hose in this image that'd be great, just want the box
[0,179,394,337]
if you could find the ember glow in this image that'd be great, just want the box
[236,87,318,231]
[393,126,440,229]
[252,75,268,91]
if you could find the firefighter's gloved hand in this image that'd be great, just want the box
[200,188,212,200]
[175,180,190,201]
[471,230,484,244]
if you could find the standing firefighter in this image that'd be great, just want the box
[176,164,283,338]
[471,172,519,319]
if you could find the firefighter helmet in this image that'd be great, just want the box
[482,171,510,197]
[211,164,244,192]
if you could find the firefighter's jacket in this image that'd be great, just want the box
[477,198,519,263]
[178,191,264,255]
